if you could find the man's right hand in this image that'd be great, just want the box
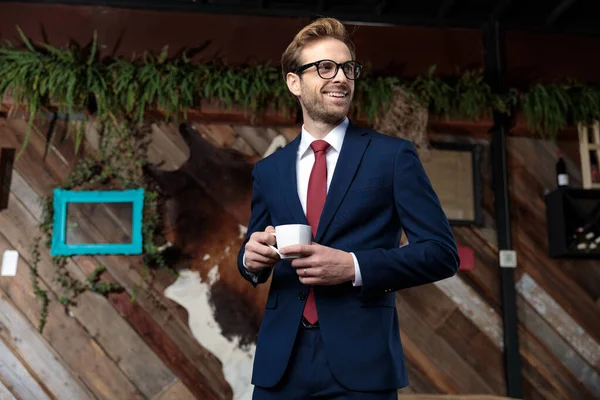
[244,226,280,273]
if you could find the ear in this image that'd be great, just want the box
[285,72,301,97]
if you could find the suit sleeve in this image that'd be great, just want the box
[237,162,274,286]
[353,141,459,298]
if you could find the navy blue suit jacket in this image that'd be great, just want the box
[237,122,459,391]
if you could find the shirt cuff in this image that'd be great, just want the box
[350,252,362,286]
[242,252,259,284]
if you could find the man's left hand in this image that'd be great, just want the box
[280,243,355,286]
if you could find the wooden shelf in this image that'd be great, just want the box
[546,187,600,259]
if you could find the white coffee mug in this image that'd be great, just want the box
[268,224,312,259]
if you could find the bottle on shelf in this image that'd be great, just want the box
[556,149,569,187]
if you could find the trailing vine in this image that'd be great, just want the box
[0,29,177,331]
[23,115,178,332]
[2,27,600,330]
[29,237,49,332]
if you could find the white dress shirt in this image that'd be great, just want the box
[296,118,362,286]
[244,117,362,286]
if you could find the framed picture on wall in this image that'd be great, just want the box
[50,188,145,256]
[420,141,483,226]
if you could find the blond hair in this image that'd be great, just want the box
[281,18,356,78]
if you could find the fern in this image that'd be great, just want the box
[2,26,600,153]
[522,84,570,141]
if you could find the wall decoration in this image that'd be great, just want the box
[1,249,18,276]
[50,188,144,256]
[421,141,483,226]
[0,147,15,211]
[458,246,475,271]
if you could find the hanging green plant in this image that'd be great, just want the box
[566,81,600,126]
[453,68,508,119]
[405,66,507,121]
[408,65,455,117]
[522,83,570,139]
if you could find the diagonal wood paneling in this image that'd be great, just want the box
[0,331,52,400]
[516,273,600,369]
[0,115,599,399]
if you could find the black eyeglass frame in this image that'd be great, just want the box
[294,59,363,80]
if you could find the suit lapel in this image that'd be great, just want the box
[316,123,370,242]
[277,134,309,225]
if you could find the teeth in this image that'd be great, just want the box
[326,92,346,98]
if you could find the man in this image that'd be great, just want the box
[237,17,459,399]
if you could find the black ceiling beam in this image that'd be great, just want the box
[546,0,579,26]
[489,0,513,22]
[375,0,388,16]
[317,0,326,13]
[4,0,600,37]
[437,0,455,19]
[1,0,483,28]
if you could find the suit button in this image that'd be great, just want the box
[298,292,306,300]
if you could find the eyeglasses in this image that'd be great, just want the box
[295,59,363,80]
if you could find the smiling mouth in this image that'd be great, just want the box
[323,92,348,98]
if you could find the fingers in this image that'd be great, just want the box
[280,244,314,256]
[295,267,319,277]
[295,266,324,280]
[297,273,326,286]
[247,252,276,266]
[245,246,279,272]
[244,227,280,272]
[250,229,276,246]
[299,277,323,285]
[246,241,279,261]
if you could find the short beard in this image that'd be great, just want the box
[301,87,351,125]
[305,102,347,125]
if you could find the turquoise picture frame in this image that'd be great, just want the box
[50,188,144,256]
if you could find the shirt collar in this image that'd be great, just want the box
[298,117,349,159]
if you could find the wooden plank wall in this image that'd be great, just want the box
[0,115,598,400]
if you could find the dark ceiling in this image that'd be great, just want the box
[6,0,600,37]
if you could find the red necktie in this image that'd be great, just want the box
[303,140,330,324]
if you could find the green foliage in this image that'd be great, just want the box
[3,28,600,145]
[0,28,507,150]
[570,83,600,124]
[522,84,570,139]
[29,238,49,332]
[354,75,399,122]
[408,66,456,117]
[0,29,299,156]
[520,82,600,140]
[406,66,507,120]
[86,265,123,295]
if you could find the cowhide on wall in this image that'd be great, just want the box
[146,123,271,400]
